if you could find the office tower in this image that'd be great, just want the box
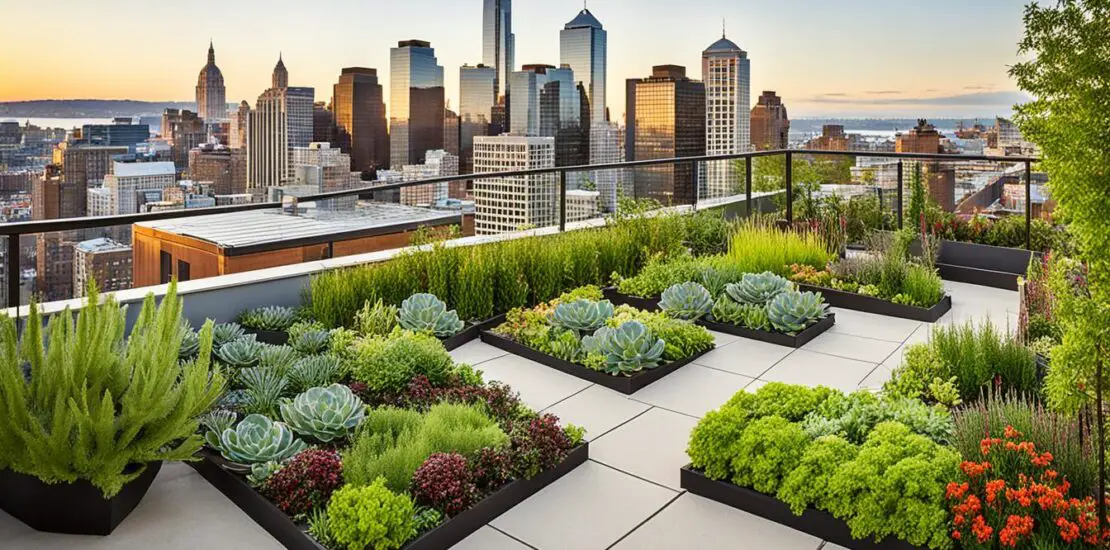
[510,65,586,167]
[565,189,600,223]
[472,135,556,235]
[390,40,445,169]
[313,102,337,145]
[482,0,514,105]
[37,235,76,302]
[76,121,149,147]
[459,64,497,174]
[189,142,246,195]
[272,54,289,89]
[33,165,80,220]
[196,41,227,121]
[290,143,360,210]
[750,91,790,150]
[229,101,250,149]
[702,33,750,199]
[39,144,129,218]
[625,65,706,204]
[561,8,606,126]
[400,149,458,206]
[589,120,622,212]
[73,237,132,297]
[333,68,389,171]
[247,56,314,192]
[443,108,459,156]
[89,161,176,216]
[162,109,206,173]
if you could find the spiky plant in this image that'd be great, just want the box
[213,322,247,348]
[287,355,343,394]
[238,306,298,332]
[291,330,331,355]
[259,345,298,375]
[354,299,398,337]
[0,281,226,498]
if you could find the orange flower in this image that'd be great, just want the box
[946,482,969,500]
[1003,425,1022,439]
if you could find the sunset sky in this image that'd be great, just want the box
[0,0,1037,119]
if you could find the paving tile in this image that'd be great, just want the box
[858,364,893,390]
[693,337,793,378]
[471,353,592,411]
[491,461,677,550]
[0,463,283,550]
[827,307,922,343]
[760,349,878,393]
[801,332,901,364]
[450,526,531,550]
[450,340,508,366]
[631,365,755,418]
[611,493,823,550]
[710,329,740,347]
[542,384,651,441]
[590,407,699,490]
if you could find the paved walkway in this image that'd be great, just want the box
[1,281,1018,550]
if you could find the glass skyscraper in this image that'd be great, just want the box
[625,65,706,205]
[333,67,389,172]
[560,9,606,127]
[702,34,751,199]
[482,0,514,102]
[390,40,445,169]
[509,65,586,167]
[459,64,497,173]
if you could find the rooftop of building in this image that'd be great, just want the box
[565,8,603,29]
[74,237,130,253]
[704,35,745,55]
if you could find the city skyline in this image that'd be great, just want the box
[0,0,1035,118]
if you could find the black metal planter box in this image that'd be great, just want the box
[0,461,163,536]
[479,329,711,394]
[796,284,953,323]
[918,239,1033,291]
[699,313,835,348]
[247,328,290,346]
[601,287,660,311]
[680,466,928,550]
[440,321,483,351]
[190,444,588,550]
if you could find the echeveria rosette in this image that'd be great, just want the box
[217,414,307,466]
[279,384,366,443]
[726,272,794,306]
[398,293,465,338]
[659,282,713,320]
[767,290,828,334]
[583,320,666,375]
[551,299,614,333]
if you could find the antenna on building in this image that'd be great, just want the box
[722,17,726,38]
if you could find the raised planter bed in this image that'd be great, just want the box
[440,321,482,351]
[680,465,927,550]
[601,287,660,311]
[479,328,712,394]
[0,461,162,535]
[190,443,589,550]
[920,239,1033,291]
[246,328,290,346]
[699,314,835,348]
[796,284,952,323]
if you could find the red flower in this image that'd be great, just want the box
[1057,517,1080,543]
[1003,425,1022,439]
[946,482,969,500]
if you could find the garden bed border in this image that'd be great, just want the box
[795,284,952,323]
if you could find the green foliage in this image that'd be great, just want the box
[280,384,366,443]
[802,393,953,445]
[287,355,343,394]
[928,320,1038,401]
[902,264,945,308]
[343,403,508,493]
[616,254,702,298]
[766,290,829,333]
[555,285,604,304]
[326,479,416,550]
[687,404,752,480]
[238,306,298,332]
[778,435,858,515]
[551,299,614,333]
[658,282,713,320]
[259,345,298,374]
[353,299,398,337]
[0,282,226,498]
[351,329,453,394]
[398,293,465,338]
[1042,256,1108,415]
[728,219,833,277]
[733,382,839,422]
[582,321,666,375]
[216,336,263,368]
[907,163,927,229]
[291,330,331,356]
[214,414,307,466]
[710,295,746,325]
[725,272,793,306]
[213,322,246,347]
[609,305,715,360]
[237,366,288,417]
[729,416,810,494]
[683,209,733,256]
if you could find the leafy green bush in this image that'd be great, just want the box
[351,329,454,394]
[0,282,225,498]
[683,209,733,256]
[326,479,416,550]
[616,254,703,298]
[901,264,945,308]
[687,404,751,480]
[777,435,858,515]
[353,299,398,337]
[802,392,953,445]
[927,320,1038,401]
[728,416,810,494]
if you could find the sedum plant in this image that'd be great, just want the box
[280,384,366,443]
[659,282,713,320]
[238,306,298,332]
[767,290,828,333]
[711,296,746,325]
[216,336,263,368]
[213,414,307,466]
[354,298,398,337]
[0,281,226,498]
[726,272,794,306]
[582,321,666,375]
[326,479,416,550]
[551,299,614,333]
[398,293,464,338]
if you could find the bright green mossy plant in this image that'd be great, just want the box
[326,478,416,550]
[351,329,453,394]
[0,281,226,497]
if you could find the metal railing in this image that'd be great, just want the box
[0,148,1039,308]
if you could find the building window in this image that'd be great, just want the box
[177,259,191,282]
[159,251,172,284]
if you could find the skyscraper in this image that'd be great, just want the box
[472,135,556,235]
[333,67,389,172]
[459,64,497,174]
[482,0,514,106]
[247,56,314,193]
[195,41,227,121]
[625,65,706,205]
[560,8,606,126]
[750,91,790,150]
[229,101,250,149]
[162,108,206,173]
[390,40,445,169]
[702,33,750,199]
[510,65,586,167]
[272,54,289,89]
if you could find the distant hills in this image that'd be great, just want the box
[0,100,196,118]
[790,118,1001,133]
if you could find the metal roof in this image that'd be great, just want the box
[565,9,603,29]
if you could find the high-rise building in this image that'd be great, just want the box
[390,40,445,169]
[290,142,360,210]
[510,65,586,167]
[33,165,81,220]
[589,120,623,212]
[90,161,176,216]
[36,234,77,302]
[750,91,789,150]
[459,64,497,173]
[40,144,129,218]
[196,41,227,121]
[702,33,750,199]
[272,54,289,89]
[472,135,556,235]
[76,121,149,147]
[189,142,246,195]
[162,109,206,173]
[400,149,458,206]
[313,102,338,146]
[73,237,132,297]
[247,56,314,193]
[333,67,389,172]
[482,0,514,107]
[229,101,250,149]
[561,8,606,126]
[625,65,706,205]
[443,108,460,157]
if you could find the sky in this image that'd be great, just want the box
[0,0,1037,120]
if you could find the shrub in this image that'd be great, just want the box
[616,254,703,298]
[902,264,946,307]
[469,446,514,492]
[777,435,859,515]
[0,282,225,498]
[508,413,574,479]
[687,404,752,480]
[410,452,478,516]
[928,320,1038,401]
[684,209,733,256]
[326,479,416,550]
[351,329,454,394]
[262,449,342,517]
[729,416,810,494]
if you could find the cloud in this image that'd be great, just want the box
[815,92,849,97]
[800,90,1031,107]
[963,85,998,91]
[865,90,902,95]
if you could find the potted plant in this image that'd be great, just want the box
[0,281,226,535]
[238,305,298,345]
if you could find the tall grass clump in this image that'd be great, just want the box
[929,320,1038,401]
[727,218,833,277]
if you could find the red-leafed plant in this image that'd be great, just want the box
[410,452,479,517]
[947,426,1109,548]
[469,446,513,493]
[509,414,573,479]
[262,449,342,518]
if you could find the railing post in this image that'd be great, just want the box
[785,151,793,223]
[896,160,904,230]
[6,233,19,310]
[1024,160,1032,251]
[692,160,699,207]
[745,155,753,214]
[558,170,567,232]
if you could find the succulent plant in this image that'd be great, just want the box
[583,321,666,375]
[214,322,246,348]
[279,384,366,443]
[259,345,298,374]
[218,389,251,412]
[710,296,746,325]
[699,267,729,299]
[725,272,794,306]
[201,409,238,451]
[659,282,713,320]
[287,355,343,394]
[216,336,263,368]
[548,329,584,362]
[398,293,465,338]
[740,303,773,332]
[179,328,200,359]
[248,461,283,486]
[238,367,288,417]
[216,414,307,466]
[291,330,331,355]
[551,299,614,333]
[239,306,298,331]
[767,290,828,334]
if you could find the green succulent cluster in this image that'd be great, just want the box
[659,282,713,320]
[398,293,465,338]
[208,414,307,466]
[280,384,366,443]
[216,336,264,368]
[726,272,794,306]
[213,322,246,348]
[581,320,666,375]
[238,306,298,332]
[291,330,331,355]
[766,291,828,334]
[551,299,614,333]
[287,355,343,394]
